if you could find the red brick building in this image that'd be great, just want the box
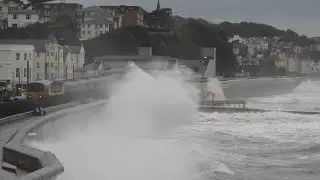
[99,5,147,28]
[34,2,83,22]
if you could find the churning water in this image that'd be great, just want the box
[27,66,320,180]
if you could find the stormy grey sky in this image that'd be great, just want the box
[74,0,318,37]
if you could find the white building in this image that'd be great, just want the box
[80,18,114,40]
[62,46,77,79]
[0,44,34,85]
[0,37,63,81]
[68,45,85,69]
[228,35,247,44]
[77,6,115,40]
[7,9,39,28]
[0,0,21,20]
[0,36,85,81]
[0,1,8,21]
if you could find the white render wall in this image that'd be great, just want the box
[33,42,64,81]
[44,43,64,80]
[33,52,46,80]
[80,22,112,40]
[0,44,34,84]
[79,45,85,69]
[65,52,74,79]
[0,3,8,20]
[7,13,39,28]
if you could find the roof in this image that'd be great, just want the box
[63,45,71,59]
[8,9,38,14]
[77,6,105,13]
[42,0,81,4]
[30,80,53,86]
[2,0,20,5]
[84,18,114,25]
[0,39,50,52]
[84,12,113,19]
[99,5,148,14]
[68,45,82,53]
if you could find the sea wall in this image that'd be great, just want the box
[2,101,106,180]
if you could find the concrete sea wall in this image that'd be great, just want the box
[2,101,106,180]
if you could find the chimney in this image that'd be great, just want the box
[138,47,152,56]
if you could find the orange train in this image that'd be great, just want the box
[26,74,120,105]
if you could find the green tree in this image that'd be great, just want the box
[145,8,173,30]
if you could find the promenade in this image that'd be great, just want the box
[0,117,39,179]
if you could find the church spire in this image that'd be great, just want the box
[156,0,160,10]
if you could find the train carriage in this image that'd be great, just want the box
[26,80,65,107]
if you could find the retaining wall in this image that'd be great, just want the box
[2,101,106,180]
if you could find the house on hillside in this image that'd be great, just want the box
[7,9,40,28]
[0,1,8,21]
[34,1,83,22]
[4,0,21,13]
[228,35,247,44]
[76,6,115,40]
[0,0,23,29]
[79,18,114,40]
[100,5,147,28]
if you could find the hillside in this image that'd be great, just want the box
[83,17,305,73]
[0,15,310,73]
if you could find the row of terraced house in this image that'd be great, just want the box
[0,0,158,86]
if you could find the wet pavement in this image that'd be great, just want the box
[0,116,40,179]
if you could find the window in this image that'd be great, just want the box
[37,73,39,79]
[100,31,103,35]
[87,31,91,35]
[24,53,27,60]
[47,52,49,56]
[44,10,50,16]
[12,24,17,28]
[8,7,16,12]
[87,24,90,28]
[37,62,40,68]
[100,24,103,28]
[51,63,53,68]
[24,68,26,77]
[82,24,85,28]
[105,24,108,28]
[26,14,30,19]
[51,52,54,56]
[16,68,19,77]
[16,53,20,60]
[82,31,85,35]
[13,14,17,19]
[0,7,2,11]
[44,4,50,8]
[29,53,31,60]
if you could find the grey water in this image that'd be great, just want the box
[27,65,320,180]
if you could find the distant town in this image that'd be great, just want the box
[0,0,319,92]
[229,35,320,76]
